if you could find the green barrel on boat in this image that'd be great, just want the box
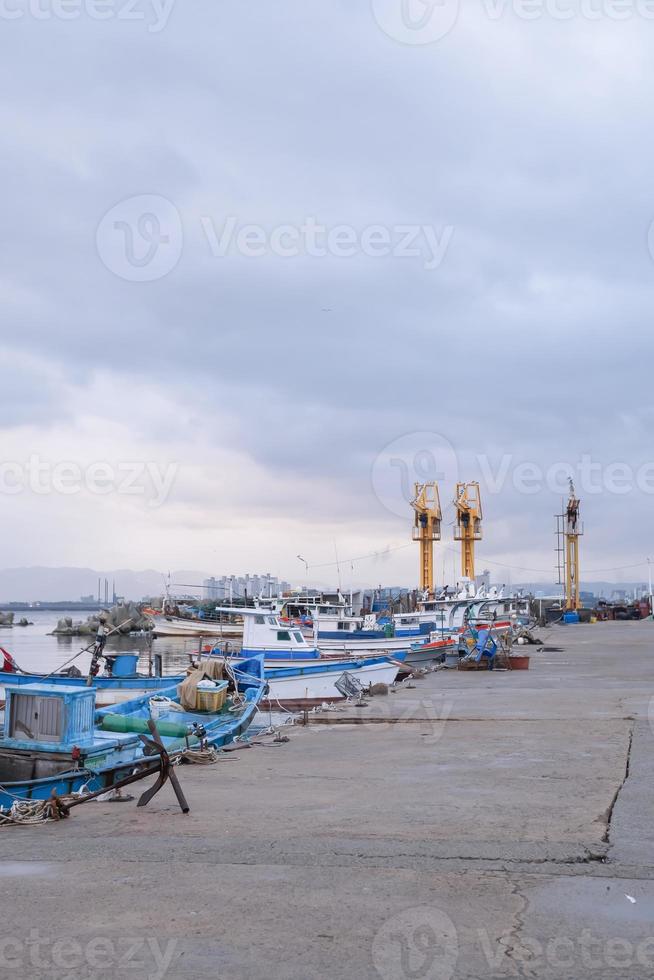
[100,714,190,738]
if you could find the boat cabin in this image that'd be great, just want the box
[0,683,140,784]
[214,607,321,659]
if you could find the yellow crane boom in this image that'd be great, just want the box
[411,482,442,593]
[453,482,483,581]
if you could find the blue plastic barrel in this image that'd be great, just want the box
[110,654,139,677]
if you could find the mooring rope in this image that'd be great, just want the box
[0,795,75,827]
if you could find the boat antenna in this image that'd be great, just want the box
[334,541,342,592]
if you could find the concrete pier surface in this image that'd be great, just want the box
[1,622,654,979]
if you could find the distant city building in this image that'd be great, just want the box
[475,569,491,591]
[203,573,291,601]
[202,577,219,600]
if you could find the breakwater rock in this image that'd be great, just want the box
[53,602,152,636]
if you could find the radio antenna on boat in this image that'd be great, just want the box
[334,541,342,591]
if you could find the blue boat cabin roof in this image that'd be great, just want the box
[3,682,95,697]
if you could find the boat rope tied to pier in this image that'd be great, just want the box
[0,795,73,827]
[0,719,190,827]
[179,746,222,765]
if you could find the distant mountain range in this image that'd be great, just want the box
[0,567,211,603]
[0,568,646,603]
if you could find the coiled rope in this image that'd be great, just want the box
[0,795,74,827]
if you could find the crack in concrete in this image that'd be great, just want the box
[495,878,537,979]
[331,849,605,866]
[602,723,634,846]
[307,715,636,725]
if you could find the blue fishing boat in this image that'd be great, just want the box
[0,655,265,809]
[0,653,186,707]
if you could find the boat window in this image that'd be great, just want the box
[267,617,277,625]
[277,631,291,641]
[293,632,303,643]
[255,615,265,625]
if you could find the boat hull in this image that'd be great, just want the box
[263,657,402,710]
[151,615,243,638]
[212,651,407,671]
[405,639,457,666]
[314,635,412,653]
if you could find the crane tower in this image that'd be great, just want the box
[411,482,442,594]
[453,482,483,581]
[564,480,583,611]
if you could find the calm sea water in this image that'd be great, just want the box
[0,609,212,676]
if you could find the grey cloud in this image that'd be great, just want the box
[0,6,653,575]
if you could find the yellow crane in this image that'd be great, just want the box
[564,480,583,611]
[411,482,442,593]
[453,482,483,581]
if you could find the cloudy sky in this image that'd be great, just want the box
[1,0,653,589]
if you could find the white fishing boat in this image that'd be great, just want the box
[308,602,413,653]
[150,612,243,638]
[200,608,406,708]
[206,607,404,667]
[415,585,531,629]
[263,655,405,709]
